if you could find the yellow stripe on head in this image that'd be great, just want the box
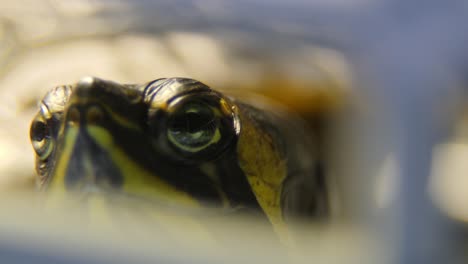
[45,126,79,208]
[86,126,200,208]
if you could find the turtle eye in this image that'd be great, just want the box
[30,118,54,160]
[167,101,220,153]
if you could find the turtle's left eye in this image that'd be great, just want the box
[167,101,220,153]
[30,118,54,160]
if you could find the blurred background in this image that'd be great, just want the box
[0,0,468,263]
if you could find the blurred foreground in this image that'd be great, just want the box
[0,192,379,264]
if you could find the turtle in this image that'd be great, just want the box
[29,76,337,243]
[0,0,352,258]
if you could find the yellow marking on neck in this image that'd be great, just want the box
[236,108,293,245]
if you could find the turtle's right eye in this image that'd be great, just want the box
[167,101,219,153]
[30,118,54,160]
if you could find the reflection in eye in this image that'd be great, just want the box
[167,102,220,152]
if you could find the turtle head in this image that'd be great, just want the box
[29,77,242,209]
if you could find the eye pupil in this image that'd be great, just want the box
[171,112,211,133]
[31,121,48,142]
